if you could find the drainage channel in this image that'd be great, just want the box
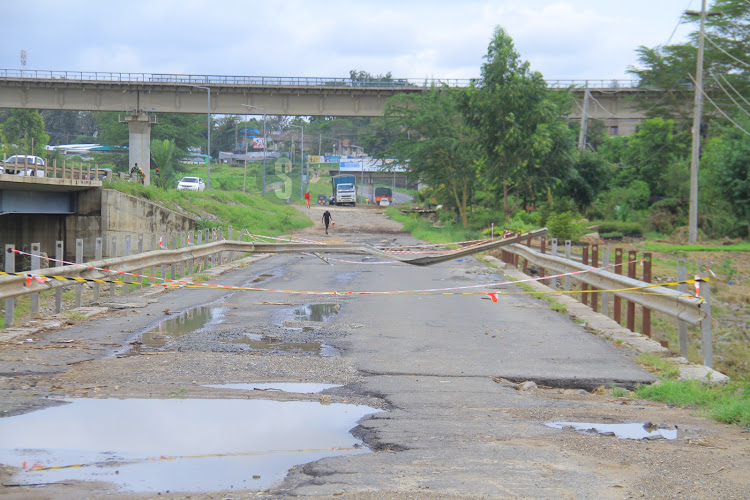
[0,397,380,493]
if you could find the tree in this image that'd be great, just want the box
[557,150,611,213]
[462,27,575,221]
[0,109,49,157]
[150,139,181,189]
[381,86,479,227]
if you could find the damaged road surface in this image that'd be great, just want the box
[1,206,749,499]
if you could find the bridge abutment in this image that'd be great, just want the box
[124,112,153,186]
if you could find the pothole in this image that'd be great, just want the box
[0,398,379,493]
[292,303,341,322]
[221,334,340,357]
[546,421,685,440]
[205,383,341,393]
[125,305,226,356]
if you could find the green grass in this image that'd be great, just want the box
[636,379,750,426]
[643,241,750,252]
[103,175,312,236]
[386,208,481,244]
[637,352,680,379]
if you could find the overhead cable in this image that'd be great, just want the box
[688,73,750,137]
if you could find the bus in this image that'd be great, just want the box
[374,187,393,206]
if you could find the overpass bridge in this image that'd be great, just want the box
[0,69,652,182]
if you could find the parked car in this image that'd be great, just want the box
[317,194,328,206]
[177,176,205,191]
[2,155,45,175]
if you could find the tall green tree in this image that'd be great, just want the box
[1,109,49,157]
[462,27,575,221]
[381,86,479,227]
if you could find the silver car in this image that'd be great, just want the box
[176,176,206,191]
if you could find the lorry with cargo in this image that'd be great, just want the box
[331,174,356,206]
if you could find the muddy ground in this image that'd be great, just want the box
[0,205,749,499]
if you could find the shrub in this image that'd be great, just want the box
[547,211,578,241]
[598,221,643,236]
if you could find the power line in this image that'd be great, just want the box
[704,34,750,68]
[665,0,696,45]
[719,73,750,109]
[710,72,750,118]
[688,73,750,137]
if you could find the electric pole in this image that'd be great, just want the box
[686,0,721,243]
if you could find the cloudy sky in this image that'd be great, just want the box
[1,0,702,82]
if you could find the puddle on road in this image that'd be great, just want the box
[127,306,226,355]
[206,383,341,393]
[0,398,378,493]
[221,334,340,357]
[293,303,340,322]
[546,421,681,440]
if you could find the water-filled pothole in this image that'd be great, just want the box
[292,303,340,322]
[221,334,340,357]
[0,398,378,493]
[127,306,226,355]
[206,383,340,393]
[546,421,682,440]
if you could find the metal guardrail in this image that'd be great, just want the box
[504,243,704,325]
[0,69,641,90]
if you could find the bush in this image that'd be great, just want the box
[598,221,643,236]
[547,211,578,241]
[649,198,686,234]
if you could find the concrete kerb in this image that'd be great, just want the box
[0,253,273,344]
[482,255,728,385]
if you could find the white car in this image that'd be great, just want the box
[177,176,206,191]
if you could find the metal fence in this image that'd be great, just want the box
[498,236,713,368]
[1,227,247,328]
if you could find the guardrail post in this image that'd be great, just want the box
[75,239,83,308]
[550,238,558,290]
[123,235,132,294]
[137,234,144,287]
[178,232,185,277]
[700,271,713,368]
[539,237,546,279]
[196,231,203,272]
[228,227,234,262]
[110,236,118,297]
[149,234,157,284]
[514,234,521,268]
[677,259,689,358]
[171,233,177,279]
[642,253,652,338]
[55,241,65,313]
[591,244,598,312]
[93,238,102,302]
[581,244,589,306]
[30,243,40,317]
[187,230,194,275]
[564,241,572,291]
[522,235,531,273]
[614,248,623,324]
[4,246,15,327]
[211,229,217,269]
[627,250,637,332]
[218,227,224,265]
[601,246,610,317]
[160,233,167,284]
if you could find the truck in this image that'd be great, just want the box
[331,174,356,206]
[374,187,393,206]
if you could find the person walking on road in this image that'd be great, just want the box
[304,191,311,208]
[322,209,333,235]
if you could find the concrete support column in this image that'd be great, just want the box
[125,112,152,186]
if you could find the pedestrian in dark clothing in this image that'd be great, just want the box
[322,210,333,235]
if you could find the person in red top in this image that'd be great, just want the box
[304,191,311,208]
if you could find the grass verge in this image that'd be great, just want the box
[636,379,750,426]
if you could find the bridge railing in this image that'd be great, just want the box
[0,69,640,90]
[495,237,712,368]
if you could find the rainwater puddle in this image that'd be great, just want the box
[127,306,226,355]
[221,334,340,357]
[0,398,378,493]
[293,303,340,322]
[546,421,681,440]
[206,383,340,393]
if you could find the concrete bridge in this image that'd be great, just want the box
[0,70,652,179]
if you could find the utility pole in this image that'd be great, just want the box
[577,86,591,151]
[686,0,721,243]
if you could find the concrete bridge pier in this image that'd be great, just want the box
[124,112,154,186]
